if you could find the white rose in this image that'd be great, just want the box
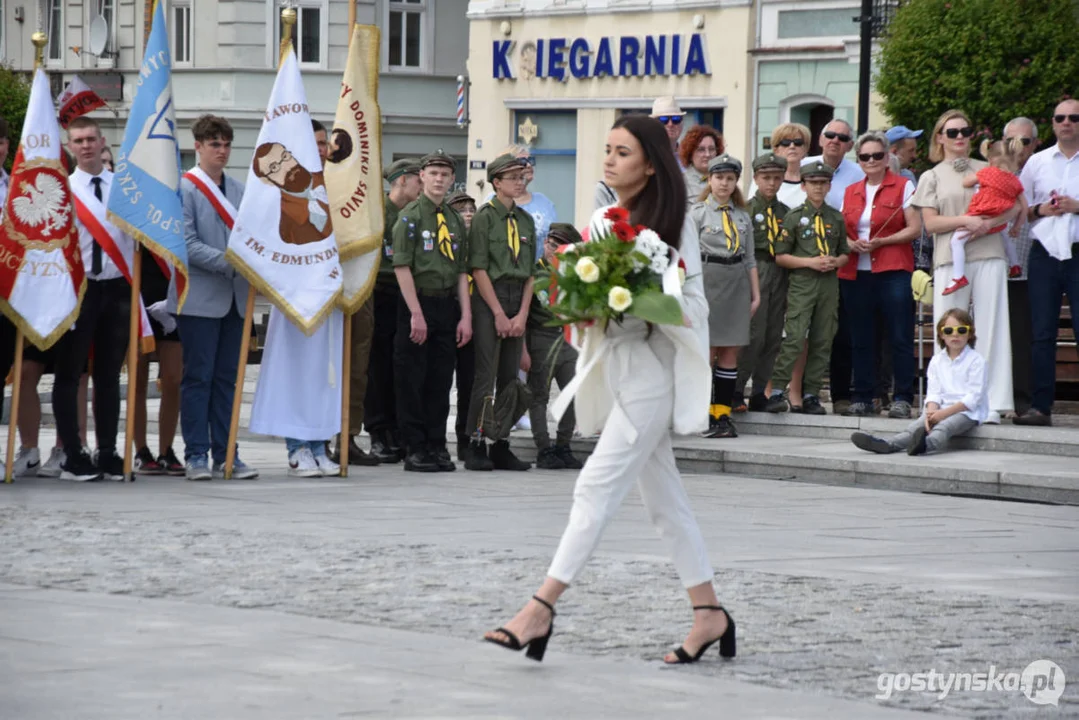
[575,257,600,283]
[608,286,633,312]
[678,267,686,286]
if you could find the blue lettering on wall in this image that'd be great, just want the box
[492,33,710,80]
[569,38,591,79]
[593,37,614,77]
[548,37,568,81]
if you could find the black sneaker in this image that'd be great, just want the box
[851,431,896,455]
[535,446,565,469]
[747,393,769,412]
[843,402,873,417]
[711,415,738,438]
[332,435,381,466]
[403,450,439,472]
[765,393,789,413]
[159,447,186,476]
[59,449,101,482]
[907,425,928,456]
[135,447,164,475]
[489,440,530,471]
[432,446,456,472]
[98,449,126,481]
[554,443,583,469]
[802,395,827,415]
[465,440,494,471]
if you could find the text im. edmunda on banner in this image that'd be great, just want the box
[492,34,711,81]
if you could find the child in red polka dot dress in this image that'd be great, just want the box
[943,138,1029,296]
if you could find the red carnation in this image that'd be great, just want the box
[678,258,687,270]
[611,221,636,242]
[635,224,647,233]
[604,207,629,223]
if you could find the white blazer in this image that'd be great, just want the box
[565,207,711,437]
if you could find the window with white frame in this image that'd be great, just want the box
[100,0,116,53]
[760,1,859,48]
[387,0,427,70]
[274,0,327,67]
[171,0,192,65]
[46,0,64,63]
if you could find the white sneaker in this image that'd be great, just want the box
[313,452,340,477]
[40,447,67,477]
[13,447,41,477]
[287,446,322,478]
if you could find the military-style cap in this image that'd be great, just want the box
[420,149,456,170]
[487,153,527,182]
[751,152,786,173]
[446,190,476,208]
[547,222,583,246]
[800,160,834,180]
[707,153,742,176]
[383,158,421,183]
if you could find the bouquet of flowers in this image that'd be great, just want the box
[535,207,687,328]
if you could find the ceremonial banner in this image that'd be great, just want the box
[106,0,188,311]
[57,76,108,129]
[226,50,343,333]
[325,24,383,313]
[0,69,85,349]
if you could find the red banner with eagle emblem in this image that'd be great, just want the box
[0,68,86,350]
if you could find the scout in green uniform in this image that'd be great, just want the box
[736,152,790,412]
[692,154,759,440]
[392,150,472,472]
[766,161,850,415]
[525,222,583,470]
[464,154,537,471]
[446,190,478,461]
[364,158,421,464]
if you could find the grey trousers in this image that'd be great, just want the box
[527,327,578,448]
[889,413,978,453]
[467,281,526,440]
[737,258,787,397]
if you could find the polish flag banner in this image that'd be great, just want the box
[0,68,86,350]
[57,75,108,129]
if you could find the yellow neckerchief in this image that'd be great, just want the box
[720,205,741,253]
[764,203,781,257]
[813,211,829,256]
[435,207,455,261]
[487,198,521,264]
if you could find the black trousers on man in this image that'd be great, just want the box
[54,278,130,456]
[394,290,458,454]
[1008,279,1032,414]
[365,284,400,438]
[454,316,475,449]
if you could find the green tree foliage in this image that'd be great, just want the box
[0,64,32,172]
[877,0,1079,147]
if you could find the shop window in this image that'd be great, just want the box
[513,111,577,227]
[387,0,427,71]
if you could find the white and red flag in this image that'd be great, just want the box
[0,68,86,349]
[57,75,108,129]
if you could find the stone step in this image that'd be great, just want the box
[732,411,1079,458]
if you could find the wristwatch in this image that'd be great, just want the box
[1032,203,1043,219]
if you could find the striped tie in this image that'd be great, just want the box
[814,213,828,256]
[435,208,454,261]
[765,205,780,257]
[507,213,521,262]
[721,206,740,253]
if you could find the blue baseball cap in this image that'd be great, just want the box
[886,125,923,144]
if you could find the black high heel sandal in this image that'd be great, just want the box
[485,595,556,662]
[667,605,736,664]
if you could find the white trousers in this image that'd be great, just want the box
[547,330,715,589]
[933,258,1014,413]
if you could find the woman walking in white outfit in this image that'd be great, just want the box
[483,115,736,665]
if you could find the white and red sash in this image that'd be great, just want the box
[70,180,155,350]
[184,166,237,229]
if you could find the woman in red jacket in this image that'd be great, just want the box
[840,131,922,418]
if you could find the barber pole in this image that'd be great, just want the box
[456,75,466,127]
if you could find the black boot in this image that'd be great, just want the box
[404,448,439,472]
[553,444,583,469]
[464,439,494,471]
[490,440,530,471]
[370,431,401,464]
[535,446,565,469]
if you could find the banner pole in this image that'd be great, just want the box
[5,332,25,483]
[224,286,256,480]
[339,315,351,475]
[123,247,142,481]
[348,0,356,32]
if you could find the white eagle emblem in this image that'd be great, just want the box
[13,173,70,237]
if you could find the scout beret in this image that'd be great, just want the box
[446,190,476,208]
[548,222,583,246]
[800,161,834,180]
[420,149,456,169]
[487,153,527,181]
[707,153,742,176]
[752,153,786,173]
[383,158,420,182]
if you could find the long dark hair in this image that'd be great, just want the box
[611,115,686,250]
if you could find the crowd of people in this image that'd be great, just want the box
[1,94,1077,479]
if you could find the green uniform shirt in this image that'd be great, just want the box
[379,194,402,284]
[392,193,468,291]
[748,194,790,260]
[775,201,849,279]
[469,197,537,283]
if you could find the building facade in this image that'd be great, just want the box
[465,0,753,227]
[0,0,470,180]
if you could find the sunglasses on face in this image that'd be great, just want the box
[858,151,887,162]
[658,116,683,125]
[943,127,974,139]
[823,131,852,142]
[777,138,805,148]
[1004,136,1033,146]
[1054,114,1079,124]
[940,325,970,336]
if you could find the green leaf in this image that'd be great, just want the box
[624,292,684,326]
